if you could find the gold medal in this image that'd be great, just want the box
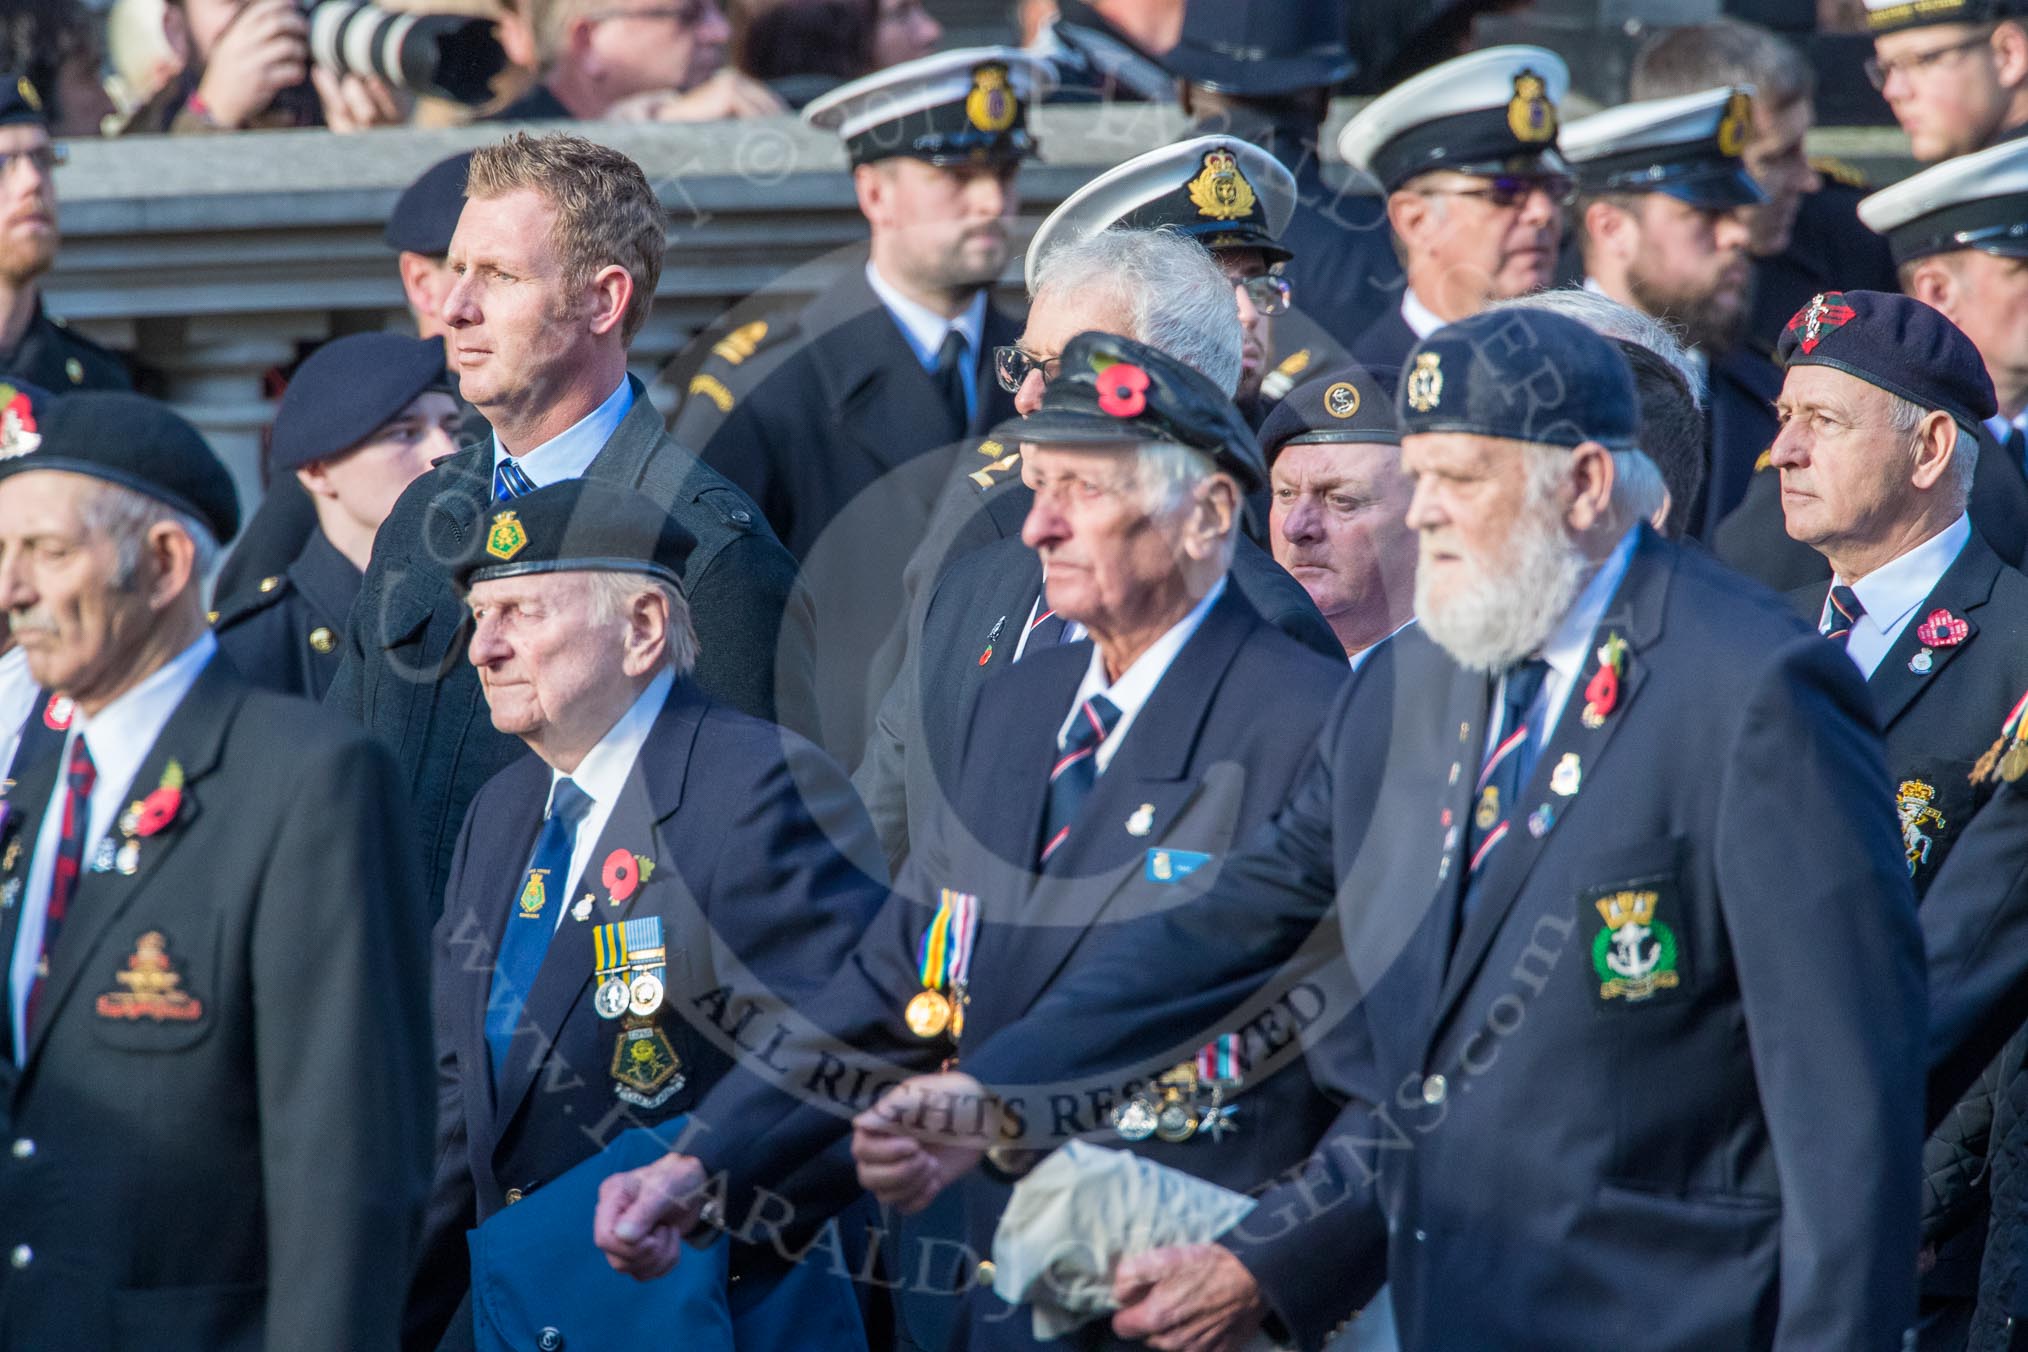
[2004,741,2028,783]
[905,988,952,1038]
[1475,786,1499,831]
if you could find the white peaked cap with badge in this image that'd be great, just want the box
[803,45,1056,143]
[1337,44,1569,190]
[1023,136,1299,291]
[1559,85,1765,208]
[1859,136,2028,264]
[1560,85,1755,167]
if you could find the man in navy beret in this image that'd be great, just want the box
[214,333,459,700]
[0,391,431,1351]
[834,307,1925,1352]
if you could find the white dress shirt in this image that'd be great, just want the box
[11,632,217,1063]
[0,646,37,783]
[1401,287,1447,341]
[537,668,673,928]
[489,376,633,490]
[1058,577,1226,775]
[1484,527,1639,758]
[866,261,988,424]
[1827,513,1971,681]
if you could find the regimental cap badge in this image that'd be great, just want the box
[1187,148,1258,223]
[0,383,39,459]
[1716,90,1753,159]
[1508,69,1556,144]
[486,508,527,560]
[1898,778,1946,874]
[1323,381,1361,419]
[1405,351,1444,412]
[1787,291,1857,356]
[16,78,38,114]
[966,62,1018,133]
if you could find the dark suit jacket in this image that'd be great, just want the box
[406,678,887,1351]
[1718,426,2028,592]
[856,531,1343,876]
[961,527,1926,1351]
[677,589,1350,1338]
[1690,345,1783,540]
[213,527,359,702]
[327,376,817,906]
[0,658,432,1352]
[1346,304,1418,380]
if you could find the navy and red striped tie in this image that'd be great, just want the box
[1039,694,1121,865]
[1820,584,1863,645]
[24,735,95,1036]
[1465,660,1549,882]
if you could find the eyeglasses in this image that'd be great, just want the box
[1865,32,1992,89]
[1419,173,1576,209]
[1235,274,1292,317]
[994,345,1061,393]
[0,145,63,178]
[586,0,712,26]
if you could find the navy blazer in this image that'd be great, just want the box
[962,528,1926,1351]
[406,678,887,1350]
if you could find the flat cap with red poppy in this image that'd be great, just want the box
[1003,330,1265,492]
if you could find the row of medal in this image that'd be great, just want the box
[905,889,979,1045]
[592,916,685,1109]
[1111,1034,1245,1145]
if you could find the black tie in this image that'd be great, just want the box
[1821,584,1864,646]
[935,329,970,440]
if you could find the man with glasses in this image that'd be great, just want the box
[1336,45,1573,378]
[1865,0,2028,163]
[488,0,783,121]
[0,77,127,393]
[1564,86,1782,538]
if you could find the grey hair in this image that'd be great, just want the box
[1606,450,1669,533]
[1493,287,1705,411]
[1029,227,1244,398]
[584,571,699,676]
[1130,441,1240,568]
[76,479,220,592]
[1886,394,1977,505]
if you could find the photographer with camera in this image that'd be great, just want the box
[489,0,782,122]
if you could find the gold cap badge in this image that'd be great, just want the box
[486,509,527,560]
[1405,352,1444,413]
[1507,70,1556,144]
[1716,91,1752,158]
[1323,381,1361,419]
[966,63,1018,134]
[1187,148,1258,222]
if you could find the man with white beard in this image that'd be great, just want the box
[830,308,1926,1351]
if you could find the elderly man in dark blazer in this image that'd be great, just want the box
[407,479,883,1352]
[591,333,1351,1352]
[0,392,432,1352]
[843,310,1926,1351]
[329,131,815,908]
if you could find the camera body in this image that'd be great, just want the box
[304,1,506,105]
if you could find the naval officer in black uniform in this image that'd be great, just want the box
[215,333,458,701]
[1334,45,1573,378]
[0,393,432,1351]
[844,310,1925,1352]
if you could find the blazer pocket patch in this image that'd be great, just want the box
[91,925,214,1050]
[1582,875,1688,1009]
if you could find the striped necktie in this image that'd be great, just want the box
[493,457,537,502]
[1465,659,1550,884]
[22,736,95,1038]
[1039,694,1122,865]
[1820,584,1864,645]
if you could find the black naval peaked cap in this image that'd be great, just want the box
[271,334,450,473]
[1258,362,1402,464]
[455,480,698,592]
[1007,330,1266,493]
[1776,290,1996,429]
[0,73,46,129]
[1397,309,1640,452]
[803,47,1053,168]
[384,150,474,256]
[1160,0,1357,96]
[0,391,241,542]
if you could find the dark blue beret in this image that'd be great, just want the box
[272,334,449,472]
[1776,290,1997,428]
[1009,330,1266,492]
[1258,362,1400,464]
[384,151,473,256]
[454,480,697,592]
[0,74,47,130]
[0,391,239,542]
[1396,309,1639,452]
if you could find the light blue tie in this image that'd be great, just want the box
[485,778,592,1084]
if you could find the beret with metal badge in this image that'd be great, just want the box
[1776,289,1996,429]
[0,390,240,542]
[1258,361,1402,465]
[455,479,698,592]
[1396,309,1640,452]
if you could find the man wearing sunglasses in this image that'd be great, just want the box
[1335,45,1573,379]
[1865,0,2028,164]
[487,0,783,122]
[1565,86,1781,540]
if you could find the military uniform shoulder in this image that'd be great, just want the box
[1808,156,1872,192]
[959,435,1023,495]
[39,311,131,389]
[678,311,806,420]
[209,571,293,629]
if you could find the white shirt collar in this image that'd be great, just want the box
[490,377,634,490]
[865,261,988,371]
[1401,287,1447,340]
[1832,513,1972,680]
[540,667,673,928]
[0,646,37,782]
[1060,576,1227,774]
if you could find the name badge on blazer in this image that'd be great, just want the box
[1145,849,1212,884]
